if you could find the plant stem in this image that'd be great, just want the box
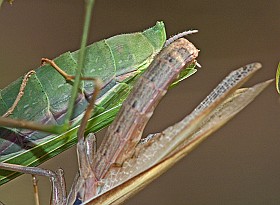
[65,0,96,126]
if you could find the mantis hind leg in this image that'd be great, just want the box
[67,76,102,203]
[0,162,66,205]
[32,175,40,205]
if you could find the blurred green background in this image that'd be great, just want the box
[0,1,279,204]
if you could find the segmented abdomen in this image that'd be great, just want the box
[93,38,199,180]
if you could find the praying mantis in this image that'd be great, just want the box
[0,1,273,204]
[0,35,272,204]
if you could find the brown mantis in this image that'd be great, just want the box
[0,32,272,204]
